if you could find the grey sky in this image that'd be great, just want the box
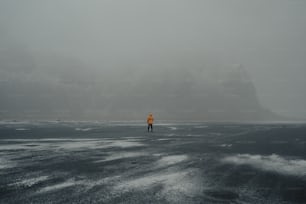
[1,0,306,120]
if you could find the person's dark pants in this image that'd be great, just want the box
[148,124,153,132]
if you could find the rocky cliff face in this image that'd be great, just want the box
[0,49,281,121]
[99,64,280,121]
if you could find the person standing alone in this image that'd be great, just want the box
[147,113,154,132]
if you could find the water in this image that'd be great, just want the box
[0,121,306,203]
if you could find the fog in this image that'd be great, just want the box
[1,0,306,121]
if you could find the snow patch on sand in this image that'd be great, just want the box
[222,154,306,177]
[187,134,202,137]
[38,179,77,193]
[0,157,15,169]
[15,128,30,131]
[55,139,145,150]
[169,127,177,130]
[153,153,164,157]
[56,140,100,150]
[75,128,93,131]
[11,176,49,187]
[219,144,232,148]
[194,126,208,128]
[2,139,98,142]
[84,175,122,189]
[0,139,145,151]
[115,168,203,202]
[157,155,188,167]
[105,140,145,148]
[95,151,148,162]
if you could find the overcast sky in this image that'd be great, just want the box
[1,0,306,120]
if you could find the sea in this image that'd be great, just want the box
[0,121,306,204]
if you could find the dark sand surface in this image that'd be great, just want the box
[1,122,306,203]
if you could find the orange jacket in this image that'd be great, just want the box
[147,114,154,125]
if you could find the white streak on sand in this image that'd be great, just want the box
[114,168,203,202]
[11,176,49,187]
[38,179,77,193]
[37,176,121,193]
[1,139,98,142]
[75,128,93,131]
[15,128,30,131]
[103,140,145,148]
[157,138,171,141]
[95,152,148,162]
[156,155,188,167]
[0,157,15,169]
[0,139,145,151]
[169,127,177,130]
[222,154,306,177]
[219,144,232,148]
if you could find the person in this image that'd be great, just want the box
[147,113,154,132]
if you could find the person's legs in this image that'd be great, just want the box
[148,124,153,132]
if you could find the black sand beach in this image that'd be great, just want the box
[1,122,306,203]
